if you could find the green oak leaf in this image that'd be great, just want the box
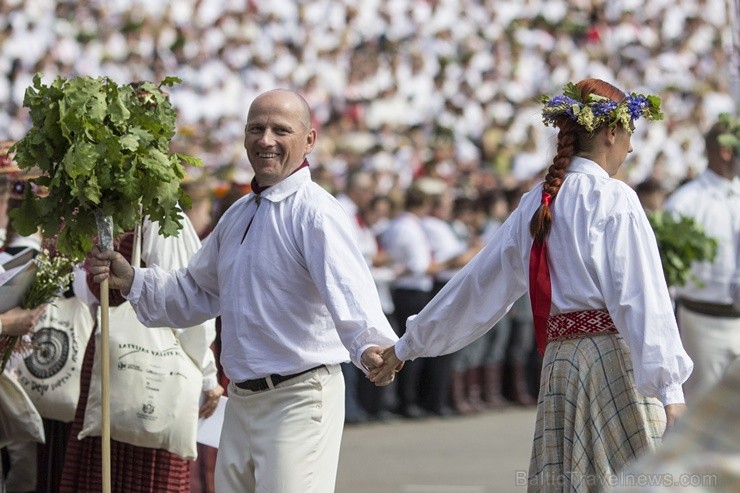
[8,73,201,261]
[647,211,718,287]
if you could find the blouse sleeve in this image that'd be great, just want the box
[593,207,693,405]
[397,209,528,361]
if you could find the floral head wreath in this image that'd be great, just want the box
[541,82,663,134]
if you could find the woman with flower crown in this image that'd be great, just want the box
[370,78,693,491]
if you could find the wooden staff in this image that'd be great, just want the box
[95,210,113,493]
[99,277,111,493]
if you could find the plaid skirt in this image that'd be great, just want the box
[528,333,666,492]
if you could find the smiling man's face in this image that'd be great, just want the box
[244,90,316,188]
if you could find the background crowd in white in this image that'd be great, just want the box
[0,0,738,439]
[0,0,737,196]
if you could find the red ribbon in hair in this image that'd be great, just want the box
[529,190,553,356]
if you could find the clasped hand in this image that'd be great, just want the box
[361,346,404,386]
[87,246,136,293]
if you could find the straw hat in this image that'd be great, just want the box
[0,142,46,198]
[1,140,45,185]
[0,141,21,175]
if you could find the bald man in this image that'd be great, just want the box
[89,89,399,492]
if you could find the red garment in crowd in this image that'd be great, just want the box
[59,231,191,492]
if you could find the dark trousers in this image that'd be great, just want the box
[391,287,432,414]
[419,280,454,414]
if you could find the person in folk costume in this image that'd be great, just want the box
[87,89,398,493]
[59,214,222,493]
[0,141,15,250]
[0,296,45,493]
[182,176,221,493]
[0,155,49,493]
[371,78,693,491]
[663,114,740,405]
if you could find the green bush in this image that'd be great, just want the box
[647,210,718,287]
[10,74,202,261]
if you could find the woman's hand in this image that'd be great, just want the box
[199,384,225,419]
[0,305,46,336]
[664,403,687,432]
[367,345,404,386]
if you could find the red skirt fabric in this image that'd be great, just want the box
[189,444,217,493]
[59,333,191,493]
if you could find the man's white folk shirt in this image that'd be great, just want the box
[421,214,467,283]
[126,167,398,382]
[396,157,693,405]
[381,211,433,292]
[664,168,740,306]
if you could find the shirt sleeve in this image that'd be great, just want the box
[128,217,222,321]
[593,207,693,405]
[300,202,399,371]
[126,216,221,390]
[396,210,528,360]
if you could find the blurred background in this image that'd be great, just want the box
[0,0,737,197]
[0,2,737,491]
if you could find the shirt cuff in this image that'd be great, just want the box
[202,374,219,392]
[124,267,145,303]
[658,382,685,406]
[395,337,416,361]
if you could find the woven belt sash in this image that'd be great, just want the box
[546,309,618,346]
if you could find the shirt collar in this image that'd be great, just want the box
[254,161,312,203]
[567,156,610,179]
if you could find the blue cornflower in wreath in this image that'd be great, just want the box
[541,82,663,133]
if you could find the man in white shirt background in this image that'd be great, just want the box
[664,115,740,404]
[380,183,436,419]
[419,179,482,416]
[336,169,388,424]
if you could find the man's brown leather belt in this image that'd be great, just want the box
[235,365,325,392]
[680,298,740,318]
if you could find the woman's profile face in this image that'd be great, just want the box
[605,123,634,176]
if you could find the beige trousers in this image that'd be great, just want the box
[678,306,740,404]
[215,364,345,493]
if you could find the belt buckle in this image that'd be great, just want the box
[254,374,278,391]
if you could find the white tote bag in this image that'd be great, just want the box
[0,369,45,448]
[16,295,94,422]
[78,302,202,459]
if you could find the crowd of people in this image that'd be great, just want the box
[0,0,737,194]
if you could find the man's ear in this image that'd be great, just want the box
[304,128,317,154]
